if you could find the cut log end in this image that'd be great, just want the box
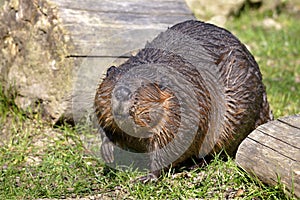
[236,114,300,198]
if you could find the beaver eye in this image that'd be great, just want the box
[106,66,117,77]
[114,86,132,102]
[159,76,170,90]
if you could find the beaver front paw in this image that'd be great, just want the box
[101,136,114,163]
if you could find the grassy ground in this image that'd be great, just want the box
[1,5,299,200]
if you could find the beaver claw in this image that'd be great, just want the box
[133,173,159,184]
[100,135,115,163]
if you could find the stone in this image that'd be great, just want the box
[185,0,245,26]
[185,0,285,27]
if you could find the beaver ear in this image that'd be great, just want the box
[106,66,118,77]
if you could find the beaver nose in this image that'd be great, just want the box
[106,65,117,77]
[114,86,132,102]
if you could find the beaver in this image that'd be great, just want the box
[94,20,273,182]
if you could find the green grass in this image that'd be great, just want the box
[0,119,290,199]
[1,6,300,200]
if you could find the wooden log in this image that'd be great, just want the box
[236,114,300,198]
[0,0,195,123]
[59,0,195,124]
[51,0,195,56]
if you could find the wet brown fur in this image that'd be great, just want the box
[94,20,273,176]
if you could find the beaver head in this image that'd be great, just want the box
[95,66,181,151]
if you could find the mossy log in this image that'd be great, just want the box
[236,114,300,198]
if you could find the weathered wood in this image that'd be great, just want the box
[236,114,300,198]
[51,0,195,56]
[60,0,195,123]
[0,0,195,122]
